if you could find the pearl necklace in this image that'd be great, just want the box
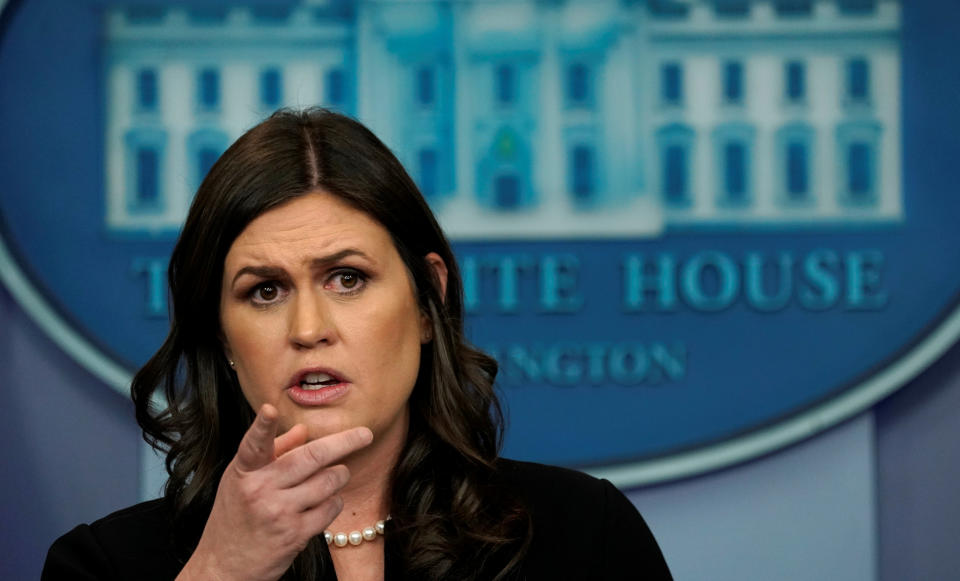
[324,517,390,548]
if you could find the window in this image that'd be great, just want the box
[567,63,590,106]
[137,69,158,111]
[665,146,688,204]
[714,0,750,17]
[776,124,814,204]
[785,61,806,102]
[786,142,809,199]
[419,149,438,199]
[836,121,880,204]
[416,66,434,107]
[327,69,345,106]
[136,148,159,207]
[838,0,876,14]
[723,61,743,104]
[774,0,813,16]
[571,145,594,201]
[714,123,755,205]
[724,142,747,201]
[847,142,872,198]
[198,68,220,110]
[125,129,167,213]
[260,68,282,109]
[847,58,870,103]
[494,174,521,209]
[661,63,683,105]
[657,124,694,206]
[496,64,515,106]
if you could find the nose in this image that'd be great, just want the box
[288,291,335,349]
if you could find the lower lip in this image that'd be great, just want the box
[286,383,350,406]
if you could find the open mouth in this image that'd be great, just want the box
[298,371,343,391]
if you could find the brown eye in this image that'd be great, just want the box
[256,284,278,301]
[327,269,366,294]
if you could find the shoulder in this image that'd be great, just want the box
[496,458,632,519]
[496,459,673,580]
[42,499,183,581]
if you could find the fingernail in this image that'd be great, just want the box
[358,427,374,444]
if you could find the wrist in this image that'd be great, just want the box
[176,550,231,581]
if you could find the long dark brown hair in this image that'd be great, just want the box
[131,108,530,580]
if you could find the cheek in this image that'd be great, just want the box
[352,299,424,381]
[222,311,283,401]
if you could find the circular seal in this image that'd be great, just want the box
[2,0,957,486]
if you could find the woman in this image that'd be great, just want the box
[43,109,671,580]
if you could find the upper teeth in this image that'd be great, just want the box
[302,372,334,384]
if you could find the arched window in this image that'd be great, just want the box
[713,123,756,206]
[776,123,815,204]
[478,126,533,211]
[836,121,881,205]
[187,129,229,191]
[656,123,695,207]
[124,129,167,214]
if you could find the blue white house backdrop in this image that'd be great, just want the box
[9,0,950,491]
[104,0,900,240]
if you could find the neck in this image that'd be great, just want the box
[328,414,407,532]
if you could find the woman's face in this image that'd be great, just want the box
[219,191,445,446]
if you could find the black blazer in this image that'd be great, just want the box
[42,460,672,580]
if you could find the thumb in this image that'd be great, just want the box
[235,404,280,471]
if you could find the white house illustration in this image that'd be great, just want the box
[103,0,901,239]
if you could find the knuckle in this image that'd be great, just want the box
[304,441,329,467]
[323,468,344,493]
[238,478,267,506]
[258,499,285,522]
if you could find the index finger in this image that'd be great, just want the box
[273,426,373,488]
[234,404,280,472]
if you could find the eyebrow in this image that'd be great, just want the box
[230,248,372,287]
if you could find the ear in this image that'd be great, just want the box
[420,252,448,344]
[424,252,448,303]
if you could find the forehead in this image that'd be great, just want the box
[226,191,394,262]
